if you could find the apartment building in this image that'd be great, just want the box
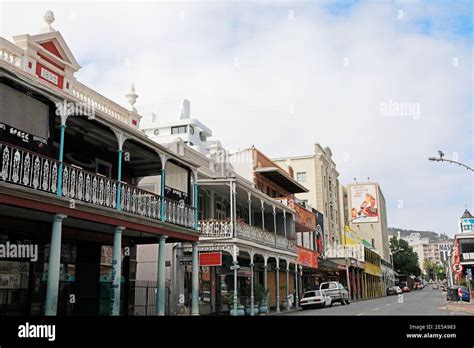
[273,144,341,254]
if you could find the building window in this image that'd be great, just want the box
[153,129,160,136]
[296,172,307,183]
[189,125,194,135]
[171,126,187,134]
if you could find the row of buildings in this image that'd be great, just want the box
[0,12,394,316]
[398,209,474,289]
[398,231,452,271]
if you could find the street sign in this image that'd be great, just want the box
[230,265,240,271]
[179,256,192,266]
[452,263,463,273]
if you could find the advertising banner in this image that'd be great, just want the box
[350,184,379,223]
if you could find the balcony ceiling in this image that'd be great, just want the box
[255,167,308,194]
[63,117,163,176]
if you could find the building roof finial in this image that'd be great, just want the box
[42,10,56,33]
[125,84,139,112]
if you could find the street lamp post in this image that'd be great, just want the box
[428,150,474,172]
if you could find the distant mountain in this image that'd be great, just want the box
[388,227,451,242]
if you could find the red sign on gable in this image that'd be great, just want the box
[35,62,63,88]
[199,252,222,267]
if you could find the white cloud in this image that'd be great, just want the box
[1,1,472,236]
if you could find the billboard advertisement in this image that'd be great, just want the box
[350,184,379,223]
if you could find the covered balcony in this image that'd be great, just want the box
[0,71,198,231]
[275,197,316,232]
[196,178,297,253]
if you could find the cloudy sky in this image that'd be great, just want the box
[1,0,472,236]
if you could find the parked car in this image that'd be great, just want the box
[402,286,411,293]
[432,283,439,290]
[320,282,351,305]
[300,290,332,309]
[387,286,402,296]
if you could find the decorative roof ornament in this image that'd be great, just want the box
[461,209,473,219]
[125,84,139,112]
[42,10,56,33]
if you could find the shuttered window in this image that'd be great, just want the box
[0,83,49,139]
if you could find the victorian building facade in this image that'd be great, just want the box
[0,13,201,316]
[137,103,318,315]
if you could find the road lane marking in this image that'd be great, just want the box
[356,313,365,316]
[373,307,380,311]
[385,304,391,307]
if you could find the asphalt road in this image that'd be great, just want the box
[286,284,472,316]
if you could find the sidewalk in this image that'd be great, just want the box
[444,300,474,313]
[267,307,301,316]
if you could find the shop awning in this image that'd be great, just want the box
[317,258,340,272]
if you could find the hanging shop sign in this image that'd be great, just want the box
[0,123,48,154]
[237,266,251,277]
[199,252,222,267]
[296,246,318,269]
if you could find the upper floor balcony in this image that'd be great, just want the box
[196,178,297,254]
[198,219,296,253]
[0,141,196,229]
[276,197,316,232]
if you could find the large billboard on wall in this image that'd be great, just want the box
[350,184,379,223]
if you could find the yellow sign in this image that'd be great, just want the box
[364,263,382,276]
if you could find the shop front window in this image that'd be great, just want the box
[0,260,30,315]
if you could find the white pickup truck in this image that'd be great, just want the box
[320,281,351,305]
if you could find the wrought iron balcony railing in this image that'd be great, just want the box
[197,218,296,252]
[0,141,195,230]
[198,220,232,238]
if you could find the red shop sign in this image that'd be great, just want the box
[199,252,222,267]
[296,247,318,269]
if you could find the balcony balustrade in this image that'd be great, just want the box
[198,220,232,238]
[197,218,296,252]
[0,141,195,229]
[0,38,134,128]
